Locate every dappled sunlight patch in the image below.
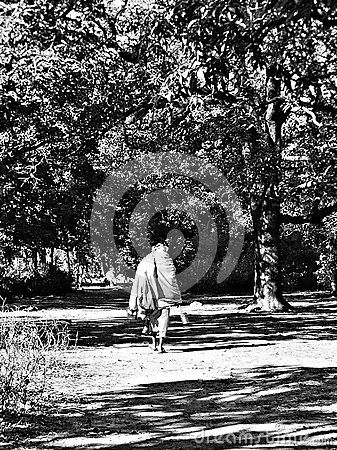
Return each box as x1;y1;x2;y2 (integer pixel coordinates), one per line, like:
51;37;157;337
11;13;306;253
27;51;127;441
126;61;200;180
190;410;258;420
233;366;302;379
165;422;334;446
159;424;204;435
7;294;337;448
43;433;163;448
197;387;255;403
252;385;300;398
136;411;184;418
301;403;337;413
25;294;337;351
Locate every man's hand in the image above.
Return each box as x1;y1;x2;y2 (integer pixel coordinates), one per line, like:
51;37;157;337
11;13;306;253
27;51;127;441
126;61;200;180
126;307;137;318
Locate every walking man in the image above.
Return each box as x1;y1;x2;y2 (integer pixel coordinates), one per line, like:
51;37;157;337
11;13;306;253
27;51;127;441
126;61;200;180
128;238;181;352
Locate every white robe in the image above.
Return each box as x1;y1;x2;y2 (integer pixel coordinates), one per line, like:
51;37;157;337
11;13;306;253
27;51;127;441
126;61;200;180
129;247;181;314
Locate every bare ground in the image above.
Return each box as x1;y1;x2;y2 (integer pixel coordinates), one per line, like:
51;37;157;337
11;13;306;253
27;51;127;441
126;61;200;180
2;288;337;449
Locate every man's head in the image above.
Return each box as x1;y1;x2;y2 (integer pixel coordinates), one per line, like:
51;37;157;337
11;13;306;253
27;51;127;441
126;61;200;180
150;235;169;252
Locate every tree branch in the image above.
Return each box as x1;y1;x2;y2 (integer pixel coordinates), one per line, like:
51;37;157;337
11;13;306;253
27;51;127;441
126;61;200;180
281;201;337;224
310;102;337;115
297;98;337;115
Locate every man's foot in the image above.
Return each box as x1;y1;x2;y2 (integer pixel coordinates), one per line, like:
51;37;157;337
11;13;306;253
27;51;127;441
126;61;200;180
157;337;166;353
142;326;150;335
150;335;158;350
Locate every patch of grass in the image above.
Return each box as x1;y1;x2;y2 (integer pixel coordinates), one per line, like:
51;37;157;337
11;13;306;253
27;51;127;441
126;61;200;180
0;309;70;416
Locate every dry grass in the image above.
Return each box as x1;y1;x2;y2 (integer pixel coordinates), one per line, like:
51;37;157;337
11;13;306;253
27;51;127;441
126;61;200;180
0;309;70;415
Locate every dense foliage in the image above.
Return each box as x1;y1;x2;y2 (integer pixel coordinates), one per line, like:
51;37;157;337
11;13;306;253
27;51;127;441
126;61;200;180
1;1;337;304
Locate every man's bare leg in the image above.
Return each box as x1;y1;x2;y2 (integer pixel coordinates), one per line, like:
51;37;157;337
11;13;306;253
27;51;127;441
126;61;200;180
158;337;166;353
151;334;158;350
156;306;169;353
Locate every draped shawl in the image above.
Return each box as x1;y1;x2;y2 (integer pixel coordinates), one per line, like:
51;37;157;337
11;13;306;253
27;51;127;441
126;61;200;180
129;248;181;313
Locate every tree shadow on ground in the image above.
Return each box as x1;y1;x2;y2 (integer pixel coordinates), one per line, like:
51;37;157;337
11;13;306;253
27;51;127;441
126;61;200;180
5;292;337;449
71;293;337;350
25;365;337;449
11;287;130;311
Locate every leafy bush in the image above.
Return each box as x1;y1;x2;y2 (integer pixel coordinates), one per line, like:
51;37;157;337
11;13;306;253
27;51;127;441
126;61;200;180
0;266;30;299
26;267;73;296
0;266;72;300
0;314;70;415
281;232;318;292
315;248;337;292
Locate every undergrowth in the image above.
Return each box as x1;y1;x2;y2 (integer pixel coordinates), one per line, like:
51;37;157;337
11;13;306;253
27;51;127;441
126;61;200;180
0;303;70;415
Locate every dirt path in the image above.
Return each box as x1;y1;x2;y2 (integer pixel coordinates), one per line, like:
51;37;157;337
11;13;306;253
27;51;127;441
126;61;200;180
4;289;337;449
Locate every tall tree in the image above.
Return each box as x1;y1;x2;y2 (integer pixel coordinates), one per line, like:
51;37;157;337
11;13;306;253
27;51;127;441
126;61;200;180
0;0;133;261
135;0;337;310
2;0;337;307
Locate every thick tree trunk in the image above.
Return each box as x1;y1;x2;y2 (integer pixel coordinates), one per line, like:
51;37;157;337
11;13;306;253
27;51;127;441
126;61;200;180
249;65;292;312
251;185;292;311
